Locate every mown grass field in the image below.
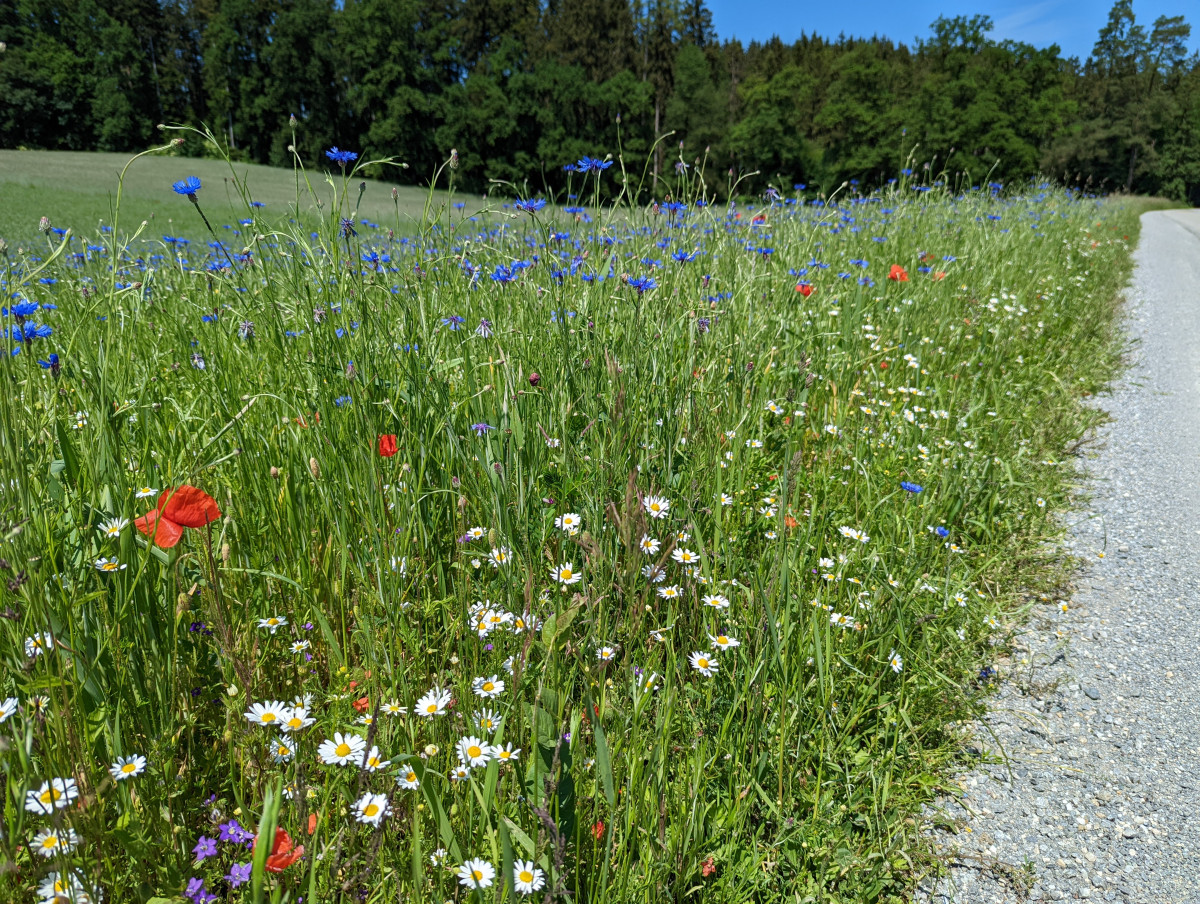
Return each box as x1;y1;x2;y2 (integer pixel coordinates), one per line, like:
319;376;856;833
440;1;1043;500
0;139;1148;904
0;149;451;245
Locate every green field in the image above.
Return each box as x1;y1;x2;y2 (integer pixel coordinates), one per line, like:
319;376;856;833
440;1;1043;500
0;143;1148;903
0;149;462;245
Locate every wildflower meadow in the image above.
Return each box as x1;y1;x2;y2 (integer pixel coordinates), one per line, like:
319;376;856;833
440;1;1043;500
0;129;1145;903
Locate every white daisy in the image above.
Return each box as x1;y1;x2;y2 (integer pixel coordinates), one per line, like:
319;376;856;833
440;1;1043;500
25;778;78;814
457;736;491;768
639;534;661;555
354;791;390;826
397;767;421;790
32;826;80;857
109;754;147;780
688;651;718;677
472;675;505;698
643;494;671;519
94;557;127;573
244;700;291;727
415;687;452;717
457;858;495;889
708;633;741;651
271;736;296;762
551;561;581;585
513;859;546;895
258;615;288;633
318;732;366;766
98;516;129;538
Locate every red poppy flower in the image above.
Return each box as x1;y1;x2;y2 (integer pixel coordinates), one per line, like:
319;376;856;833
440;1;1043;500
592;820;606;840
888;264;909;282
255;826;304;873
378;434;398;458
351;696;370;713
307;813;318;835
933;271;946;281
134;485;221;548
795;283;813;297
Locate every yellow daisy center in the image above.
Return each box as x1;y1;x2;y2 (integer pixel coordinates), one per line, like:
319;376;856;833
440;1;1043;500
426;704;437;712
519;870;533;882
40;788;59;803
406;772;416;782
482;682;494;692
472;870;484;881
364;803;379;817
261;712;276;722
467;745;482;758
121;762;138;773
42;836;59;849
335;742;351;757
698;658;709;668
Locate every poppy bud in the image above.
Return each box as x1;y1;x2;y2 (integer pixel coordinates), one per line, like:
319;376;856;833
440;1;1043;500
270;466;280;479
528;372;540;387
309;457;320;479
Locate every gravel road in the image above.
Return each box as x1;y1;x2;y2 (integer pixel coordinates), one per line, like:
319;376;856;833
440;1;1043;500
914;209;1200;904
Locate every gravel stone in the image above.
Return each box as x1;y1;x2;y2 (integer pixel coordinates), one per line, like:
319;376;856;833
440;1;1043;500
913;211;1200;904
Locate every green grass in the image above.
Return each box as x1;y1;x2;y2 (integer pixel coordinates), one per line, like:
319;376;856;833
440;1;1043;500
0;149;458;244
0;140;1144;904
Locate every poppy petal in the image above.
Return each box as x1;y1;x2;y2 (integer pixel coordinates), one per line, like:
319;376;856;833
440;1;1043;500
158;485;222;528
135;509;185;548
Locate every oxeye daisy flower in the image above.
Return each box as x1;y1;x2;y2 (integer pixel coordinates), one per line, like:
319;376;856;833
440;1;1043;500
135;486;158;499
291;639;310;654
457;736;491;768
245;701;291;727
657;584;681;600
318;732;366;766
25;632;53;658
513;860;546;895
555;512;582;534
450;764;472;782
109;754;147;780
381;700;407;716
38;871;92;904
671;548;700;565
94;557;127;573
473;708;501;733
888;650;903;673
271;736;296;762
257;615;287;633
764;399;782;414
639;534;661;555
701;593;730;610
32;826;79;857
596;645;617;662
689;651;718;677
643;494;670;519
415;687;451;717
838;526;869;543
0;697;17;723
489;546;512;568
362;746;390;771
491;742;520;763
397;768;420;790
472;675;505;698
719;493;733;506
354;791;390;826
98;516;129;538
709;633;740;650
25;778;78;814
280;707;314;732
552;561;581;585
458;858;495;889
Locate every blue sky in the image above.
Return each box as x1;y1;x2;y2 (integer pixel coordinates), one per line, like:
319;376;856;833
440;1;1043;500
705;1;1200;60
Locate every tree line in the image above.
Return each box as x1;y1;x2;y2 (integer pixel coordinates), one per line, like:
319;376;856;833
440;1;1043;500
1;0;1197;202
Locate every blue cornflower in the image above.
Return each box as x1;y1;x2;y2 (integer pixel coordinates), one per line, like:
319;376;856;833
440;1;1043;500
470;423;494;436
514;198;546;214
172;176;202;199
935;526;949;538
11;322;52;342
326;147;359;167
38;353;60;374
901;481;923;494
672;249;698;264
574;156;613;173
627;276;657;295
441;315;466;330
6;300;39;319
476;318;493;337
334;395;352;407
340;218;357;238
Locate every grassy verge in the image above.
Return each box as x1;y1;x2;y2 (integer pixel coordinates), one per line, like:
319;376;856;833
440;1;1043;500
0;141;1146;904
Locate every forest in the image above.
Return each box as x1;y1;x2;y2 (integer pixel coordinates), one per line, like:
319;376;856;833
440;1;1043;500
1;0;1197;202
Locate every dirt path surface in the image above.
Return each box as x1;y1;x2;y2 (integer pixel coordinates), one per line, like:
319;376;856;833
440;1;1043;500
915;209;1200;904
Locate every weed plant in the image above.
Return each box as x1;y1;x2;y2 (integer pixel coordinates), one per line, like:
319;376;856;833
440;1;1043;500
0;130;1139;904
